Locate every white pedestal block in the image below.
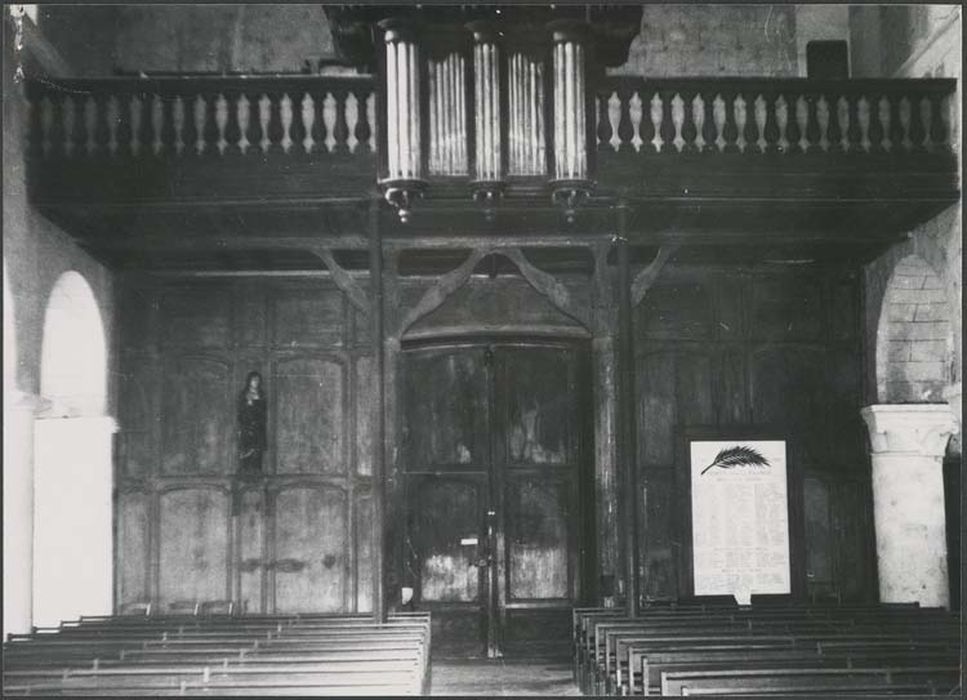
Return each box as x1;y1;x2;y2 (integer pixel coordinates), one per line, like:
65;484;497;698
861;404;958;608
33;416;117;628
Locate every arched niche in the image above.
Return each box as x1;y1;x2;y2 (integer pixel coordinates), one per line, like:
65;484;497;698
39;271;108;417
875;255;954;404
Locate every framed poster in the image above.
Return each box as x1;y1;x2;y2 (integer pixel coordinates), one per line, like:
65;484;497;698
689;439;790;605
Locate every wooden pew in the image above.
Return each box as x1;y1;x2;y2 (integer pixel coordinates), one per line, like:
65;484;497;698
572;603;960;696
4;611;432;697
660;665;961;696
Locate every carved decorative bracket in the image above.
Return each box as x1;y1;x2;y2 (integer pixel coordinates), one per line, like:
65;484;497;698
310;247;369;314
499;247;590;329
631;245;679;307
398;248;491;336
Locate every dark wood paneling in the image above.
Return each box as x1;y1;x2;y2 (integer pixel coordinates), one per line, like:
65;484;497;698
640;468;678;601
638;282;713;340
751;274;825;342
638;351;676;466
271;287;345;348
749;346;827;443
118;356;157;478
236;488;264;614
273;356;346;474
803;475;834;592
159;288;232;348
635;264;872;603
355;491;374;613
158;488;231;609
116;276;373;615
676;352;714;426
160;356;234;475
355;355;375;477
273;485;349;613
235;283;268;348
714;348;748;425
116;491;151;609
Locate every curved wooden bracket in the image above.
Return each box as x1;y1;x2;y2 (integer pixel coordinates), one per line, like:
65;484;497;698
498;247;591;329
310;247;369;314
632;245;679;307
399;247;491;335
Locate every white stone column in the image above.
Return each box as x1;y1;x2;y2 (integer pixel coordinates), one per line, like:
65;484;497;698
861;404;958;608
3;391;38;637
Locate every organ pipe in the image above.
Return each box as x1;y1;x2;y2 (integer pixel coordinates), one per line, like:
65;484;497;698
468;21;504;216
378;19;425;222
549;20;591;221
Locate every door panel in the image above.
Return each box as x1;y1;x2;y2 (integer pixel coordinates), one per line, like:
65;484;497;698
272;485;348;613
409;477;485;603
403;347;490;470
505;477;570;600
504;348;574;466
401;341;588;657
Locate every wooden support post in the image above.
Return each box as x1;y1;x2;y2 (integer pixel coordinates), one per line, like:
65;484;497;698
369;198;387;622
615;204;639;617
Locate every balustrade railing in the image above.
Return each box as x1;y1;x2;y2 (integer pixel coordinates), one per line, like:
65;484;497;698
25;76;377;161
596;77;956;157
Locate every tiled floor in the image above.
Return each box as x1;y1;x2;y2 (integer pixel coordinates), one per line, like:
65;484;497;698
429;656;581;696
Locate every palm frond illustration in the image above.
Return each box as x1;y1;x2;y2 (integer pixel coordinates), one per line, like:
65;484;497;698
700;445;771;475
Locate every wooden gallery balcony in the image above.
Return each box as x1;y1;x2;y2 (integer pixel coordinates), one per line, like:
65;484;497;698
23;74;958;265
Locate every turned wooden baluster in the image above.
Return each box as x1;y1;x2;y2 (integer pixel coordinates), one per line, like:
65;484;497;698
845;92;862;154
887;94;904;153
288;88;308;156
159;96;177;158
310;87;327;155
93;94;111;159
721;89;739;154
200;93;219;157
701;88;717;153
762;89;780;155
928;92;948;152
331;86;350;155
680;88;698;154
908;94;927;152
115;93;133;159
244;91;262;156
223;88;242;156
783;90;801;155
741;89;760;155
659;88;676;154
597;91;613;154
70;94;88;158
265;91;285;155
137;92;155;159
826;91;843;154
353;86;372;155
616;85;636;154
804;91;821;153
867;92;884;153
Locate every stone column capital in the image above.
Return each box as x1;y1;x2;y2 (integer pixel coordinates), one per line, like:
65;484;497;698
861;403;958;457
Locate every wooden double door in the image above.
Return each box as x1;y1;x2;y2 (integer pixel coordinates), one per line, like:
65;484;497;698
399;340;592;657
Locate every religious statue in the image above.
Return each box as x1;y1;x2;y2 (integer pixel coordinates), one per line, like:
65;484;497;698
237;371;267;477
